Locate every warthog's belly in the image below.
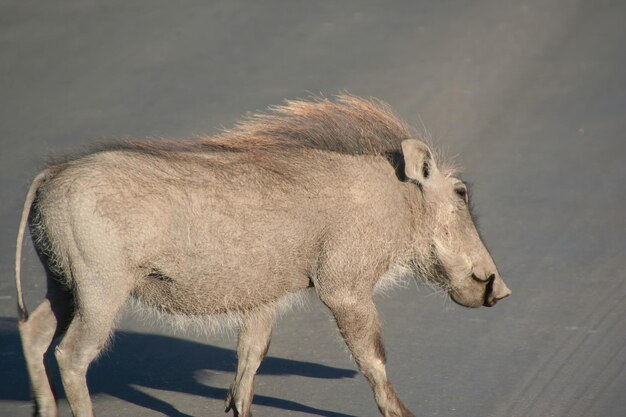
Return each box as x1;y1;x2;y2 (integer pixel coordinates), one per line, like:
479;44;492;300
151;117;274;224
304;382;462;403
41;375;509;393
130;265;310;316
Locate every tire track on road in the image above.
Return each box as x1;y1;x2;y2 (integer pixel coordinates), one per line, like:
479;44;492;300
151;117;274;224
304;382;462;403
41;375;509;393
500;252;625;417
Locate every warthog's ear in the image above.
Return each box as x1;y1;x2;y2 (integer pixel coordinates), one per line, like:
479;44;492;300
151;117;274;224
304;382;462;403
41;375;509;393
401;139;434;182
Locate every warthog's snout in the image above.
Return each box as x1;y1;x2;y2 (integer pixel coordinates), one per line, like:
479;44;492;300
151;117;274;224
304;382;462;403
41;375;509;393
483;274;511;307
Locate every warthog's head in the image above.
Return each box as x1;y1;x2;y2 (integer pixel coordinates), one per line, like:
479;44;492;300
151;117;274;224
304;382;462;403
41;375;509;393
401;139;511;308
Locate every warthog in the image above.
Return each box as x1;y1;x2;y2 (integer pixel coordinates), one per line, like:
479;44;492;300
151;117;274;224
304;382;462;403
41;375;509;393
16;95;510;417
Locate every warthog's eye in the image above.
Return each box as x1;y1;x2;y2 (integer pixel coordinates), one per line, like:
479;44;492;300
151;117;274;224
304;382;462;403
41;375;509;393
454;186;468;204
422;160;430;179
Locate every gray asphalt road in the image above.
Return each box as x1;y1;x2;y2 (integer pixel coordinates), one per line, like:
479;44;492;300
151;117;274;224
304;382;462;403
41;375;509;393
1;1;625;416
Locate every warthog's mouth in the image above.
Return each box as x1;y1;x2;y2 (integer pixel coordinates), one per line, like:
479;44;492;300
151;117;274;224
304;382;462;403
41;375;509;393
448;285;483;308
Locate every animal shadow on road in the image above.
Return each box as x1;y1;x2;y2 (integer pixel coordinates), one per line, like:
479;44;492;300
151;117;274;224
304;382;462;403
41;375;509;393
0;317;358;417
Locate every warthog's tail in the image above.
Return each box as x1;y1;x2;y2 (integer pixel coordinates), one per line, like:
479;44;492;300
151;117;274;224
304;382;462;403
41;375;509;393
16;170;52;322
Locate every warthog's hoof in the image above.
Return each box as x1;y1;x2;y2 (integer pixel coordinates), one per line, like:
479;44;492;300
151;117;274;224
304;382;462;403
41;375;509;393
225;391;251;417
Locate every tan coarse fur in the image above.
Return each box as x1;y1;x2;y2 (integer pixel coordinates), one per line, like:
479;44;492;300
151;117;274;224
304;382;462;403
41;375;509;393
16;95;510;417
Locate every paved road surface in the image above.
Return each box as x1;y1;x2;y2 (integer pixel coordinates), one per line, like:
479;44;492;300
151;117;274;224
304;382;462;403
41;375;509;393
1;1;625;416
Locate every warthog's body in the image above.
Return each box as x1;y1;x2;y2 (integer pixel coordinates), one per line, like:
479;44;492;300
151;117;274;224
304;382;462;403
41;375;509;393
16;96;510;417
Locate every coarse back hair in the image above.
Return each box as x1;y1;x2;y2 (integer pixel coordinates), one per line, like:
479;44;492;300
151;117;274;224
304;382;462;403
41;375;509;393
49;95;451;178
219;94;416;155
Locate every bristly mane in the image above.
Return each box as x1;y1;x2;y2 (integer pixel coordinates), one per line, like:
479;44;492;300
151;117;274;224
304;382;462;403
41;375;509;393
50;95;429;171
217;95;416;155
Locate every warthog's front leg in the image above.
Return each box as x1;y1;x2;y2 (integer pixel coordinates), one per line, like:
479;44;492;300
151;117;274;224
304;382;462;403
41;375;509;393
322;293;415;417
225;308;275;417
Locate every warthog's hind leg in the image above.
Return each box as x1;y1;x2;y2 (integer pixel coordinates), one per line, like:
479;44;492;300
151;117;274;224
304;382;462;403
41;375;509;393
225;308;276;417
321;292;415;417
18;276;73;417
54;266;132;417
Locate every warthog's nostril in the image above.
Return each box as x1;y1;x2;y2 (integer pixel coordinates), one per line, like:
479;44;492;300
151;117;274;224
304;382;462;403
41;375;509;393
483;274;495;306
483;274;509;307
